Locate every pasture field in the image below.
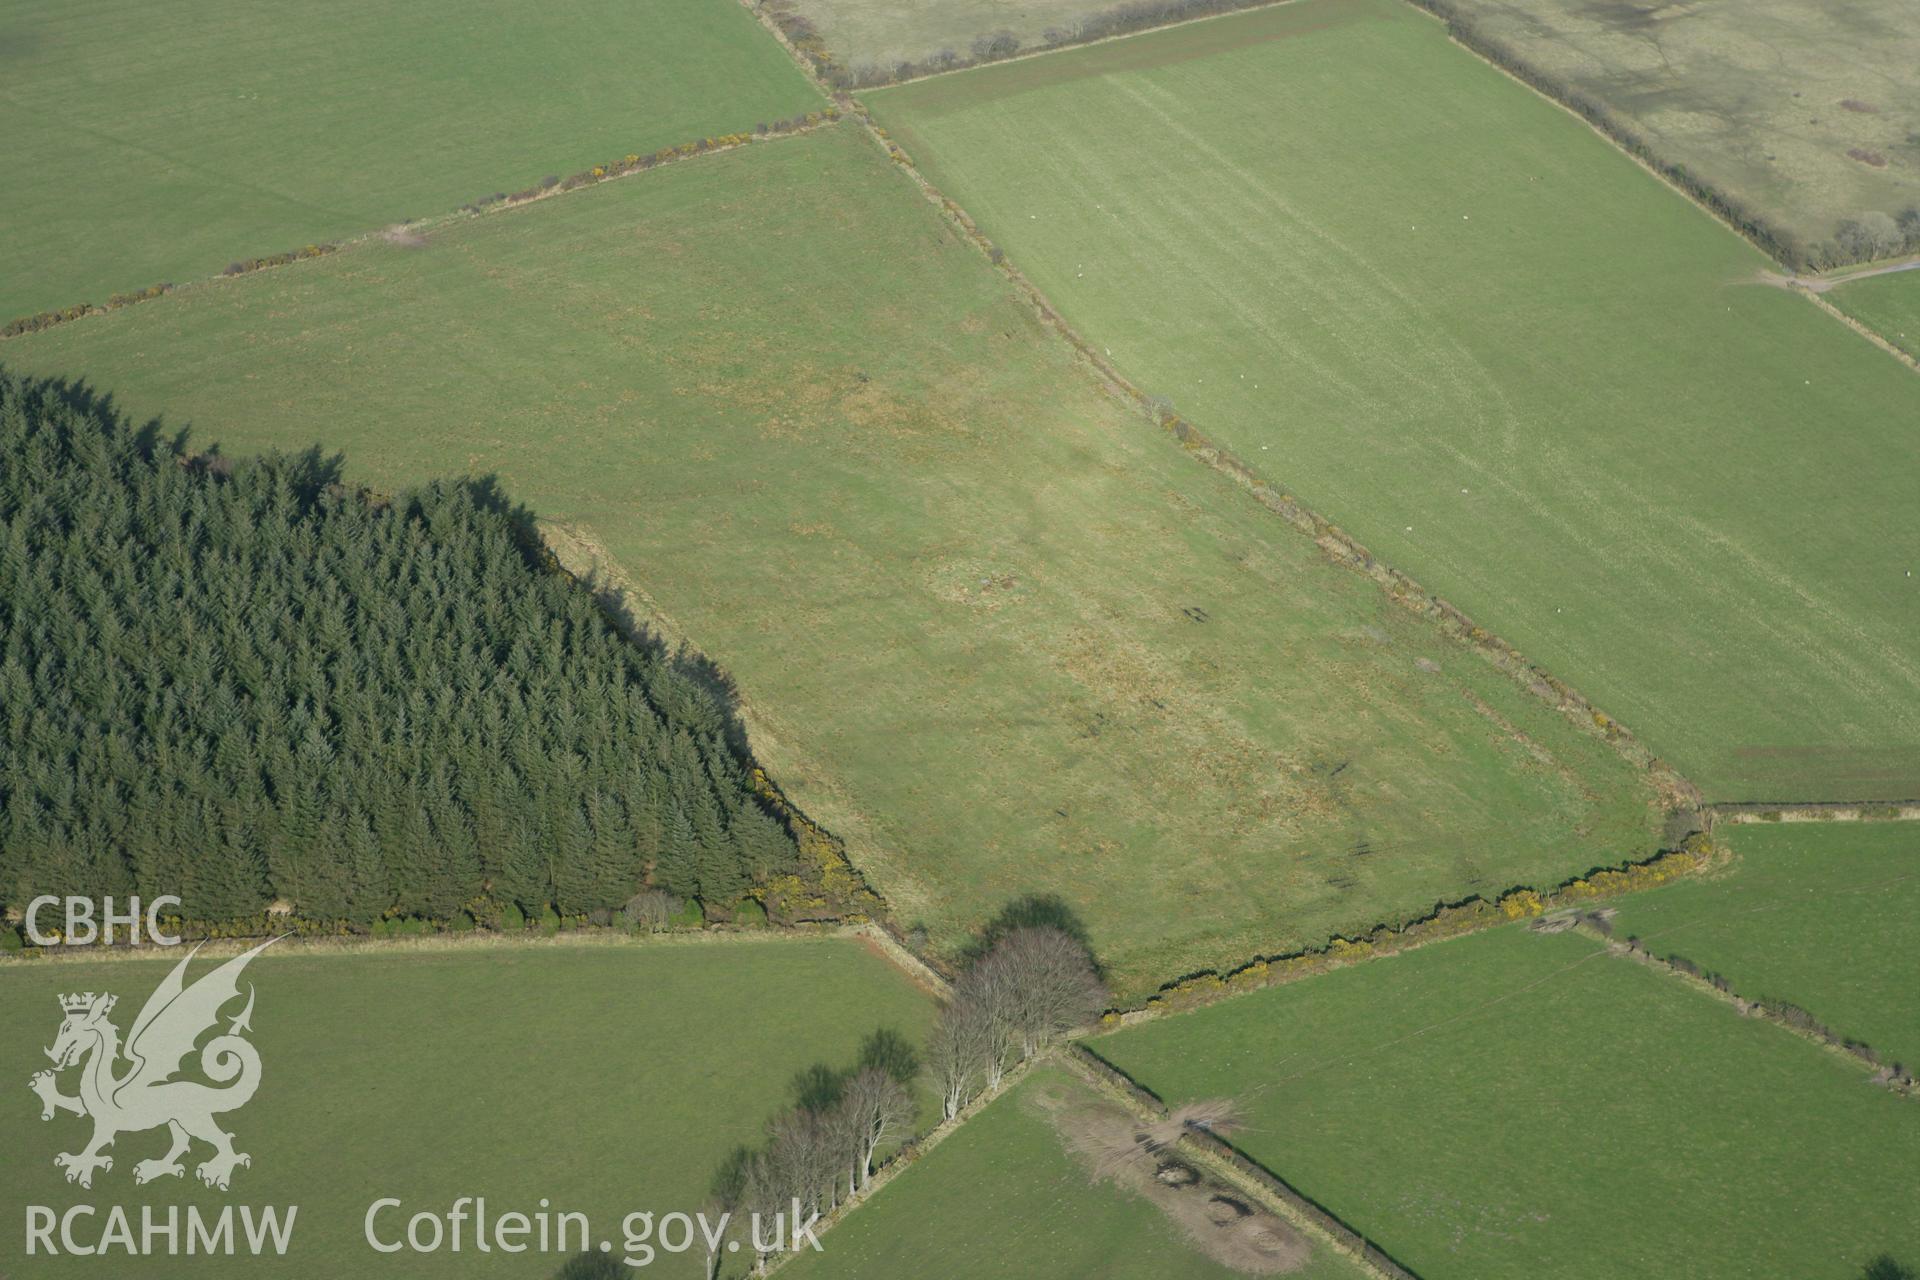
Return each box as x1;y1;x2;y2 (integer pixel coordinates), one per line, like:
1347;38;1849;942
1834;269;1920;361
0;0;820;318
868;0;1920;802
0;935;936;1278
1423;0;1920;260
781;1065;1370;1280
1605;821;1920;1069
0;124;1665;996
1092;925;1920;1280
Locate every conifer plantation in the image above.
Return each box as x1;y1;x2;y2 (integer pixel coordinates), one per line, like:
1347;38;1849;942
0;373;798;930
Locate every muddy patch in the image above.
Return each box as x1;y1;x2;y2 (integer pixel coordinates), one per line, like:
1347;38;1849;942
1030;1083;1309;1275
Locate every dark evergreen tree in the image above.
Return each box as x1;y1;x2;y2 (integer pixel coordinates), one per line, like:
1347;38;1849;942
0;372;798;929
655;803;701;901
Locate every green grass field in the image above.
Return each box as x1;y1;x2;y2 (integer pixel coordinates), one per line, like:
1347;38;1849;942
0;935;935;1278
1093;925;1920;1279
782;1065;1369;1280
0;0;819;318
1834;269;1920;361
868;0;1920;802
1424;0;1920;259
1606;821;1920;1069
0;123;1663;995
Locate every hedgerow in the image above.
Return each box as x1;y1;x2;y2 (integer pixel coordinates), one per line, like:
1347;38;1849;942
1132;841;1713;1017
461;112;838;214
223;243;336;277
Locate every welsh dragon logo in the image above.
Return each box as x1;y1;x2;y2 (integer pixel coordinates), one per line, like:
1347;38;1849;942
29;938;278;1191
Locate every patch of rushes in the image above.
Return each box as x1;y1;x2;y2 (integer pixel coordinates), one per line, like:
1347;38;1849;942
1404;0;1920;271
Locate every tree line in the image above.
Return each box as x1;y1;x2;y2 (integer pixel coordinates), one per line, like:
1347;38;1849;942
0;373;798;932
703;915;1107;1274
709;1030;918;1275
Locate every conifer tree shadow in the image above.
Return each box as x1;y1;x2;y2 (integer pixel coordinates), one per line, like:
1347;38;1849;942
277;443;347;504
663;647;754;761
512;498;757;762
21;373;166;460
22;371;347;502
456;472;535;528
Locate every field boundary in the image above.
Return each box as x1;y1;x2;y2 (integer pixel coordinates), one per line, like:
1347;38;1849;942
1793;286;1920;375
2;918;952;1022
0;115;842;346
852;921;954;998
1064;1043;1422;1279
1105;842;1717;1026
1709;800;1920;824
0;918;864;966
1788;257;1920;295
1577;921;1919;1096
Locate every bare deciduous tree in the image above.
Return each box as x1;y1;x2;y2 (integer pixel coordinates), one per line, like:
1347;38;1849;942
928;996;991;1120
977;925;1108;1060
621;889;677;932
840;1067;914;1189
931;923;1106;1118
